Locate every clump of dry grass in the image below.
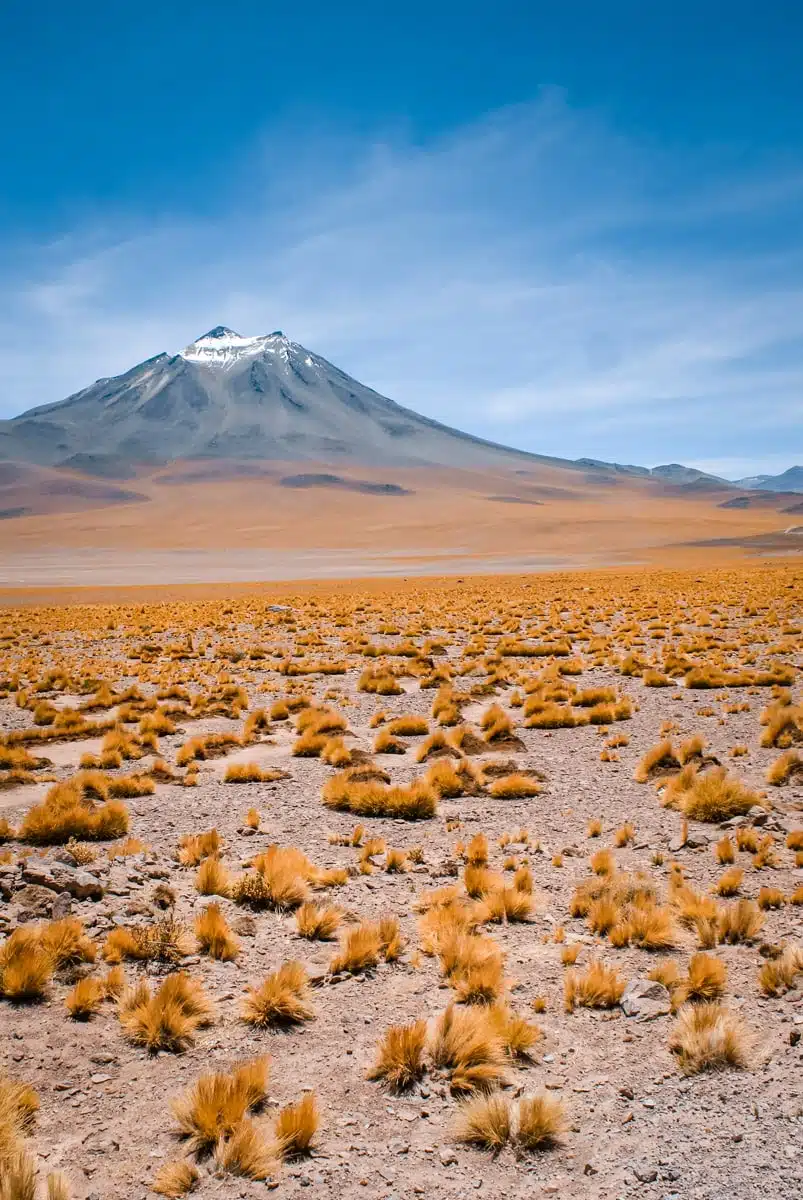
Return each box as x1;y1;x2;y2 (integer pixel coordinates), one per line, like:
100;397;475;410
662;765;762;822
102;916;192;965
242;961;314;1027
153;1160;200;1196
224;762;283;783
171;1057;269;1155
195;855;232;897
215;1117;277;1180
487;773;542;798
0;928;54;1002
717;899;764;944
195;903;240;960
429;1004;507;1094
516;1093;568;1151
322;772;437;819
758;945;803;996
669;1003;752;1074
64;976;106;1020
367;1020;428;1091
274;1092;319;1160
767;750;803;786
118;972;214;1052
455;1092;512;1151
295;902;341;940
714;866;743;896
178;828;221;866
18;776;129;844
564;960;625;1012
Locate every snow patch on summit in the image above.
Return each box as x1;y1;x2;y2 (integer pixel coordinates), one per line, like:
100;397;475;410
181;329;293;369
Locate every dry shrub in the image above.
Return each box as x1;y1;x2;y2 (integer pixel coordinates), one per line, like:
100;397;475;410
715;867;743;896
717;899;764;944
673;953;727;1006
455;1092;512;1151
0;1075;39;1168
767;750;803;786
757;886;785;910
715;835;735;864
195;903;239;960
224;762;282;783
367;1020;428;1091
322;772;437;819
669;1004;752;1074
242;961;313;1027
758;945;803;996
19;776;129;844
274;1092;319;1160
387;716;429;736
178;828;221;866
153;1160;200;1196
564;960;625;1012
295;902;341;940
0;929;53;1002
119;972;213;1052
103;916;191;965
171;1057;269;1155
476;887;534;925
232;845;314;910
215;1118;277;1180
662;766;762;822
195;856;232;897
65;976;105;1020
429;1004;507;1094
374;728;407;754
487;773;542;799
516;1093;568;1151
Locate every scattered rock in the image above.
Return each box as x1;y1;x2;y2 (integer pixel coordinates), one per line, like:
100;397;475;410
621;979;672;1020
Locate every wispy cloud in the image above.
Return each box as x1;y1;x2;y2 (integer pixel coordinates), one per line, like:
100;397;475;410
1;90;801;473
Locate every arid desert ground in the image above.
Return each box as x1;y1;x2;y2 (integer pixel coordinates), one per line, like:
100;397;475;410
0;563;801;1200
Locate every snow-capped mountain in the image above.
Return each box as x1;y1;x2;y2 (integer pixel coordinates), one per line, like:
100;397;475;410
0;326;571;473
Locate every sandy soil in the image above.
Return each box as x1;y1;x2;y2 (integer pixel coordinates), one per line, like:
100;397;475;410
1;460;799;587
0;564;801;1200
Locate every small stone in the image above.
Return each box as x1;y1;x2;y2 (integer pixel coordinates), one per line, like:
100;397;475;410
634;1164;658;1183
438;1148;457;1166
621;979;672;1020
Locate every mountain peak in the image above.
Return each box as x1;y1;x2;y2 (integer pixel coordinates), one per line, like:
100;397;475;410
198;325;241;340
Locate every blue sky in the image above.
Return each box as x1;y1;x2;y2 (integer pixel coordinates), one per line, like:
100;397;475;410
1;1;801;476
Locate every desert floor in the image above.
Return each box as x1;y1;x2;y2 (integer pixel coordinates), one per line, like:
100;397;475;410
0;563;801;1200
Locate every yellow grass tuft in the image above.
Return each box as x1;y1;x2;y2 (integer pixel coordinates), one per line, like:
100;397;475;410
455;1093;512;1151
118;972;213;1053
669;1003;752;1074
564;960;625;1012
195;903;240;960
516;1093;568;1151
274;1092;319;1159
153;1160;200;1196
295;902;341;940
367;1020;428;1091
242;961;314;1026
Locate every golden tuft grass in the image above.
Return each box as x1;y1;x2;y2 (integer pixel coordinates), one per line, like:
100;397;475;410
195;855;232;897
0;929;53;1002
171;1057;269;1156
322;772;437;819
274;1092;319;1159
215;1118;278;1180
455;1092;512;1151
662;765;762;822
429;1004;507;1093
714;866;743;896
516;1093;568;1151
564;960;625;1012
153;1160;200;1196
178;828;221;866
669;1003;752;1074
487;773;542;798
367;1020;428;1091
242;961;314;1027
18;776;129;845
65;976;106;1020
195;903;240;960
295;902;341;940
717;899;764;944
118;972;213;1052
